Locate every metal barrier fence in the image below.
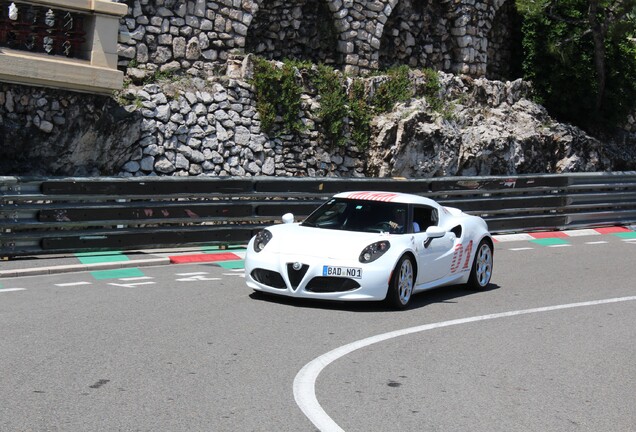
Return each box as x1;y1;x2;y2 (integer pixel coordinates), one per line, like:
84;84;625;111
1;172;636;257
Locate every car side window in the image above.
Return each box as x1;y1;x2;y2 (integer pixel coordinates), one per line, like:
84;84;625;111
412;206;438;232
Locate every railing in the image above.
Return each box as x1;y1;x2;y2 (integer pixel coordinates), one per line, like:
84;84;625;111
0;0;127;94
1;172;635;257
0;0;87;59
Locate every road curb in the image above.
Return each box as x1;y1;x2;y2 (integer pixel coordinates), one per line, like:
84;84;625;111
0;257;171;279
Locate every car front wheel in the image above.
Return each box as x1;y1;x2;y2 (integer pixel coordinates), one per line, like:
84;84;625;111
386;255;415;309
467;240;493;290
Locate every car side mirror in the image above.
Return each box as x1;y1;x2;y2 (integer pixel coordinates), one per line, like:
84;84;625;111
425;226;446;238
424;226;446;248
282;213;295;224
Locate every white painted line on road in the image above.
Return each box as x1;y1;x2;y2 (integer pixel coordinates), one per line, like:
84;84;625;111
176;272;209;276
108;282;156;288
294;296;636;432
562;229;600;237
585;241;609;245
548;244;571;248
493;233;535;242
509;247;534;251
119;276;154;281
0;288;26;293
176;276;221;281
55;282;92;287
223;273;245;277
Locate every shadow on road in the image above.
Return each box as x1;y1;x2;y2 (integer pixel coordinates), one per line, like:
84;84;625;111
248;283;502;313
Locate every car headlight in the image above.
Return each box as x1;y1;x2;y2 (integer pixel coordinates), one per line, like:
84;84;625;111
359;241;390;263
253;229;273;252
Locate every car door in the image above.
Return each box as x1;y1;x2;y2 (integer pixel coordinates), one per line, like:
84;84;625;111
415;230;456;284
411;205;457;284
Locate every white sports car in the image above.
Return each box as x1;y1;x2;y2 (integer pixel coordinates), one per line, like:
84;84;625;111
244;191;494;309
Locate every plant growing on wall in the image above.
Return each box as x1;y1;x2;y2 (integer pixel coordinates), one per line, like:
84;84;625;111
252;59;452;149
371;65;413;113
349;79;372;148
252;57;304;134
313;64;349;147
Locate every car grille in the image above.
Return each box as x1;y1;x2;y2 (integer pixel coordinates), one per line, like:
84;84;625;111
286;263;309;290
305;277;361;293
250;269;286;289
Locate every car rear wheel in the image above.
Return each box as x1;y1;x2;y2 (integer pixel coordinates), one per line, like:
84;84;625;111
467;240;493;290
386;255;415;309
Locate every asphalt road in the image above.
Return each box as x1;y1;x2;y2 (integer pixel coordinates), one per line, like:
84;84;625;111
1;234;635;431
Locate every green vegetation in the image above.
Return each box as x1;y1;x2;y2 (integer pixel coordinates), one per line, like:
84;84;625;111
421;68;443;112
517;0;636;129
349;79;372;148
313;64;349;147
251;58;454;148
252;57;304;134
371;65;413;113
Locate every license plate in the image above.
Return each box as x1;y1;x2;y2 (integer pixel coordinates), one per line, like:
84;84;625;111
322;266;362;279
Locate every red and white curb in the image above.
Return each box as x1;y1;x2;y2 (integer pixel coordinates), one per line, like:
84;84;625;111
493;226;633;242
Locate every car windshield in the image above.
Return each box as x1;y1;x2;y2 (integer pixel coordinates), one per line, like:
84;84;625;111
301;198;409;234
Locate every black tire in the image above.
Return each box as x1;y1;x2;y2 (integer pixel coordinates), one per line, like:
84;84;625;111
467;239;493;290
386;255;415;309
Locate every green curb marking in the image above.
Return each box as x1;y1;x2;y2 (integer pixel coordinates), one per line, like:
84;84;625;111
217;260;245;269
91;268;144;280
530;238;571;246
614;232;636;239
76;251;129;265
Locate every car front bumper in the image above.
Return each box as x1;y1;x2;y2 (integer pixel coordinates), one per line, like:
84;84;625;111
244;251;391;302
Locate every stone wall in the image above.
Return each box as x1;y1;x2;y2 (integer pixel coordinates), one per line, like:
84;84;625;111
115;66;365;177
118;0;517;79
2;61;634;177
2;0;634;178
0;83;141;176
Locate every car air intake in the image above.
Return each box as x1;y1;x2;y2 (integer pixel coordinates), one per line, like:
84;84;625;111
306;277;361;293
286;263;309;290
250;269;286;289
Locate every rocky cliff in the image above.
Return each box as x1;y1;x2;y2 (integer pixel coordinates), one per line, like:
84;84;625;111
1;68;634;177
366;72;618;177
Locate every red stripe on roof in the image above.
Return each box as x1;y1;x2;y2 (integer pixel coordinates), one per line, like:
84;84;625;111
345;192;399;202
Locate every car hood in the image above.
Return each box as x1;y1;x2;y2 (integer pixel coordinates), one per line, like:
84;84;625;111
264;223;389;260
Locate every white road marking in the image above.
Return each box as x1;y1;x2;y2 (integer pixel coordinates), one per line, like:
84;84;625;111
509;247;534;251
176;272;209;276
223;273;245;278
493;233;535;242
562;229;600;237
108;282;156;288
548;244;571;248
294;296;636;432
174;271;221;281
0;288;26;293
55;282;92;287
585;241;609;245
176;276;221;281
119;276;154;281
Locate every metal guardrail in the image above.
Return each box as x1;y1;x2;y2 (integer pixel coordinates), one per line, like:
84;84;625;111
1;173;636;257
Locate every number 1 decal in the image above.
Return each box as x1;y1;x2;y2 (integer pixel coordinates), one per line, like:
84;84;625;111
450;240;473;274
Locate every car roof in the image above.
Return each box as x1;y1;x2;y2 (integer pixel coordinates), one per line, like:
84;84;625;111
333;191;440;207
